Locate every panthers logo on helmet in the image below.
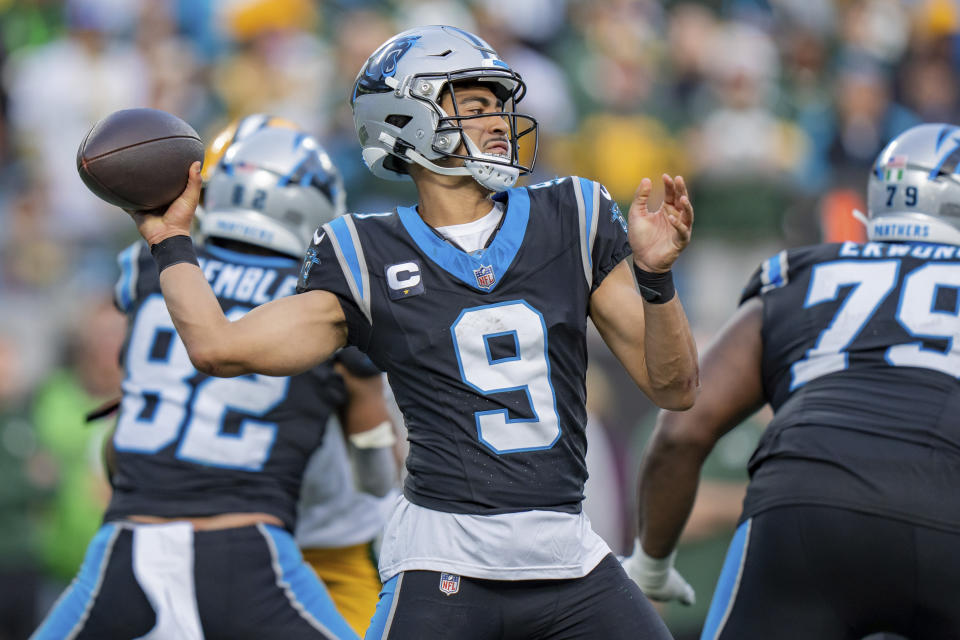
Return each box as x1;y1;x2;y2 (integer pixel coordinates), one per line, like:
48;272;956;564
350;25;539;192
928;129;960;179
354;35;421;99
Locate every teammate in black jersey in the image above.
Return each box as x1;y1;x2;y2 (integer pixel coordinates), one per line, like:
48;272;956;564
32;126;390;640
627;123;960;639
121;26;699;639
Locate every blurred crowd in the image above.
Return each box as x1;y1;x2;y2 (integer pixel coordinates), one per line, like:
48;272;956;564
0;0;957;638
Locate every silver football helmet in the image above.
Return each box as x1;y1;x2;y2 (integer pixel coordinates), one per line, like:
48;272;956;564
351;25;538;192
867;123;960;246
196;113;301;230
201;127;346;259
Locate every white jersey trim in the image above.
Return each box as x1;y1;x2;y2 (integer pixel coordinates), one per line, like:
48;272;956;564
323;216;373;325
377;495;610;582
573;178;593;290
258;523;338;637
56;524;122;640
132;523;204;640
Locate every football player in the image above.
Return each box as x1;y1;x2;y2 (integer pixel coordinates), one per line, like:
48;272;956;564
295;348;399;636
32;126;382;640
202;113;400;636
123;25;698;639
625;123;960;638
195;113;301;229
295;403;398;637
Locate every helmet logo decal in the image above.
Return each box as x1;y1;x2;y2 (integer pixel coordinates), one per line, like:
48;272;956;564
356;35;421;96
884;155;907;181
350;26;539;190
935;125;959;151
929;134;960;179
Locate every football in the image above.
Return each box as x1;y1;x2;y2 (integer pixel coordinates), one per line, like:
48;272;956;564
77;108;204;212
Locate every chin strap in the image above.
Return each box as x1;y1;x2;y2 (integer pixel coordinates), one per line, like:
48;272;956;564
378;130;471;177
378;131;518;191
852;208;869;226
462;136;519;191
405;147;472;177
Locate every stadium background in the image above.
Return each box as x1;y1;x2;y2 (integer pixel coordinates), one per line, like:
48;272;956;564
0;0;956;637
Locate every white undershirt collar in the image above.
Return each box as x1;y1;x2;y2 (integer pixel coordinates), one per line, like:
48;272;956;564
434;202;506;254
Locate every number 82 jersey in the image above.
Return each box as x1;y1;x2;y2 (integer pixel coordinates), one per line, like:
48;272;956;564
106;242;345;529
299;177;631;516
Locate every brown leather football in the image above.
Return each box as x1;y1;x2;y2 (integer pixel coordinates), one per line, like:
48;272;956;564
77;108;204;211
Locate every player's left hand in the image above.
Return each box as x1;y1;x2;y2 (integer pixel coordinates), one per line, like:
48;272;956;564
621;539;696;606
628;174;693;273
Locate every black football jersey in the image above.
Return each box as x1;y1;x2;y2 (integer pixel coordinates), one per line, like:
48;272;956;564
298;177;631;515
740;241;960;531
105;241;346;530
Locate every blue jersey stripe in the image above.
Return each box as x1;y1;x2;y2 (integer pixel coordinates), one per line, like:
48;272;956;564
578;178;596;270
115;243;140;311
262;525;359;639
760;251;788;293
700;519;751;640
32;524;120;640
766;254;782;287
204;243;298;268
328;216;366;301
398;187;529;292
365;574;401;640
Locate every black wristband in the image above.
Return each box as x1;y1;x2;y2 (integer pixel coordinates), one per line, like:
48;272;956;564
632;263;676;304
150;235;198;274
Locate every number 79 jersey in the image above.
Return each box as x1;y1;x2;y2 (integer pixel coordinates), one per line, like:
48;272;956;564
298;177;631;515
740;240;960;530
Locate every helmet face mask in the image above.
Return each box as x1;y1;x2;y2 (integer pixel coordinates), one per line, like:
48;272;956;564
430;80;538;185
867;123;960;246
201;127;345;259
351;25;538;192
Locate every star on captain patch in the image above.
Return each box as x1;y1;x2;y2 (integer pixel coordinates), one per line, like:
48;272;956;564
473;264;495;289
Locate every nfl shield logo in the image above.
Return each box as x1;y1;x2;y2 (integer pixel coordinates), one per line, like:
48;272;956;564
474;264;496;289
439;573;460;596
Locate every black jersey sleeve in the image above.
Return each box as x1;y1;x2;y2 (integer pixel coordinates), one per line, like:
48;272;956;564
740;246;837;306
591;180;632;290
296;220;373;350
740;248;790;305
740;266;764;305
333;346;382;377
